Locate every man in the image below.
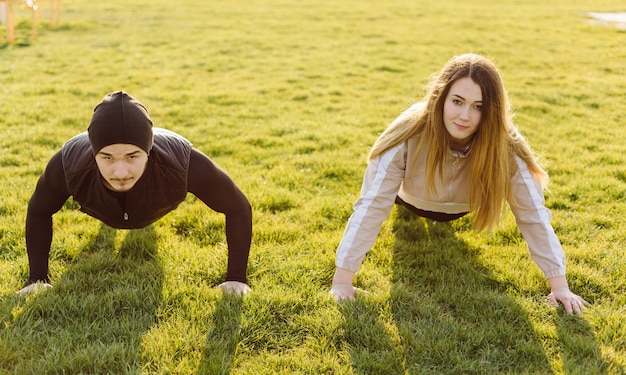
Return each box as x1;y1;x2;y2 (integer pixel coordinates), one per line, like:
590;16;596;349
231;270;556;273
18;91;252;297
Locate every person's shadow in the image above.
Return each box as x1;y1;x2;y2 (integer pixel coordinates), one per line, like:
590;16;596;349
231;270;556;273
554;304;609;373
340;205;607;374
0;223;163;373
196;293;245;374
337;293;407;374
392;206;610;373
388;207;553;373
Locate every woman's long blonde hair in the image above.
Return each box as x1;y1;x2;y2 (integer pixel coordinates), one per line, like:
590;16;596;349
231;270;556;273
369;54;548;231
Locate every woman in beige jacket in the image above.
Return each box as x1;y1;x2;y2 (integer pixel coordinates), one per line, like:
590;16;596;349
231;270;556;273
330;54;589;315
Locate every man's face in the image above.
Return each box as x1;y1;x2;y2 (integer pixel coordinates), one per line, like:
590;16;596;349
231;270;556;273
95;144;148;192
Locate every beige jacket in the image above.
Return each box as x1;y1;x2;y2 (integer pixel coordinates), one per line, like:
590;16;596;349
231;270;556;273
335;137;566;279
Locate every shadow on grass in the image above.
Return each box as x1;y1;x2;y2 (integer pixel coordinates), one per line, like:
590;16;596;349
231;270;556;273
387;207;552;373
0;223;163;373
389;206;607;374
338;206;606;374
337;297;407;374
555;314;610;373
197;293;245;374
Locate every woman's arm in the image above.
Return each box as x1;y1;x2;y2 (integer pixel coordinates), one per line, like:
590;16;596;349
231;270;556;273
331;143;406;300
509;155;589;314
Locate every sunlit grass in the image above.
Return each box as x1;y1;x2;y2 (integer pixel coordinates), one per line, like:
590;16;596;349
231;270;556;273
1;0;625;373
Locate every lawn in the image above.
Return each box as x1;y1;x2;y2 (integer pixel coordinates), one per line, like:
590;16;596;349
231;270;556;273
1;0;625;373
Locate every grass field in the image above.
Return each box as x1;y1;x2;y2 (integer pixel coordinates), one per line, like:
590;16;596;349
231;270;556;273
1;0;625;373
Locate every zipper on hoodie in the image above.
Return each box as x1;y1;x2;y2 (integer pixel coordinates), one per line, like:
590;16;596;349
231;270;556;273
121;193;129;221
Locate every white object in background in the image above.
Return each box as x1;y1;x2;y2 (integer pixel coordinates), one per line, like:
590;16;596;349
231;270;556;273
0;2;6;25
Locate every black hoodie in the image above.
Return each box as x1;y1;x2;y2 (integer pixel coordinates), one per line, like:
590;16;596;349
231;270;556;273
25;92;252;284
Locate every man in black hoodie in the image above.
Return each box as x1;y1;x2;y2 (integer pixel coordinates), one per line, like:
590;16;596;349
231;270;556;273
18;91;252;297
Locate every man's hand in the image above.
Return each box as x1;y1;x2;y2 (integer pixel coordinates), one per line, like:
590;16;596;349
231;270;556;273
217;281;251;296
16;282;53;298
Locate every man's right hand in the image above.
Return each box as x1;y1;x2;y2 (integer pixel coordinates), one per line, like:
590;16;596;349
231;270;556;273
217;281;251;296
16;282;53;298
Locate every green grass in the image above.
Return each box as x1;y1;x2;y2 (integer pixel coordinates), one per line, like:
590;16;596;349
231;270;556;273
1;0;625;373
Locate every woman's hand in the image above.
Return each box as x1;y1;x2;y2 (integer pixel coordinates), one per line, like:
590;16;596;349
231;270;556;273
330;283;358;301
548;288;590;315
217;281;251;296
330;268;358;301
548;276;590;315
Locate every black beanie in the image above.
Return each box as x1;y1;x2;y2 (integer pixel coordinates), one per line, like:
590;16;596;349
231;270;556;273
88;91;154;155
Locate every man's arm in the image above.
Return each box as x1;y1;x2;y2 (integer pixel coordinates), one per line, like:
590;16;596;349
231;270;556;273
187;149;252;285
25;151;71;284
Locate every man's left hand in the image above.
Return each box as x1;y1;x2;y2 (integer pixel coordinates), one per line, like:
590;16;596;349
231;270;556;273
217;281;251;296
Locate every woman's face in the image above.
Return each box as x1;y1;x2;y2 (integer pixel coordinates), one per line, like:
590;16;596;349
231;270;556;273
443;77;483;149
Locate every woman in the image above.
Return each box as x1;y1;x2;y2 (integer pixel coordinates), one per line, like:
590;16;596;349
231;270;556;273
330;54;589;314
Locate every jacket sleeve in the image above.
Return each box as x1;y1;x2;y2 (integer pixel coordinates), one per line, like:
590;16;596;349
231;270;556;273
187;149;252;283
26;151;71;283
509;155;566;279
335;143;406;272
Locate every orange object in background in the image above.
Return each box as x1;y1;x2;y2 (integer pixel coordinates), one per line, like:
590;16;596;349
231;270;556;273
0;0;60;43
